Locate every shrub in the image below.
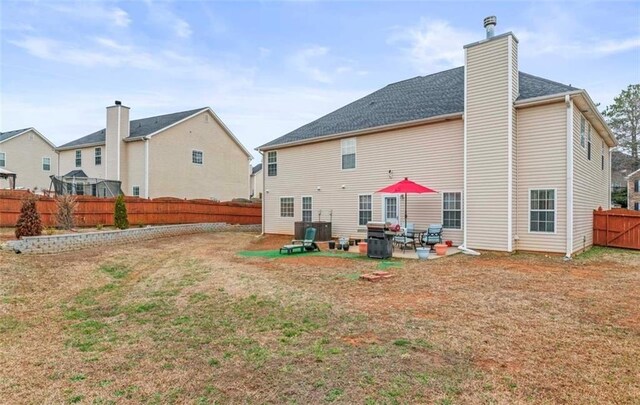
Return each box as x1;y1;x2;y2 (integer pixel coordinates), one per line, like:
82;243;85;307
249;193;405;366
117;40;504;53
55;194;78;230
114;195;129;230
15;196;43;239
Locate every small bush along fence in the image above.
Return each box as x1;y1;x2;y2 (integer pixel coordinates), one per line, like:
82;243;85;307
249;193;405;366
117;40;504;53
0;190;261;227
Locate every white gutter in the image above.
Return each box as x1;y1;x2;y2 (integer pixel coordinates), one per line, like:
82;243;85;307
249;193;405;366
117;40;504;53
507;35;514;253
514;90;583;108
565;95;574;259
257;112;463;151
56;142;106;152
143;136;149;198
116;105;121;181
260;151;265;235
462;47;468;249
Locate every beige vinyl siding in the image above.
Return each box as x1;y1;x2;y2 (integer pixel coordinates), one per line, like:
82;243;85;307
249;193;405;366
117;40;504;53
515;102;566;253
465;35;514;251
124;141;145;197
251;169;263;199
105;105;130;181
572;109;609;253
58;146;106;179
263;119;464;244
148;110;249;200
0;130;57;191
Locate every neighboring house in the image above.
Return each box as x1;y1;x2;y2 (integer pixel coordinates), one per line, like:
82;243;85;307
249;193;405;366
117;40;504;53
628;168;640;211
257;17;616;257
250;163;263;199
0;128;58;191
57;102;252;200
611;150;640;193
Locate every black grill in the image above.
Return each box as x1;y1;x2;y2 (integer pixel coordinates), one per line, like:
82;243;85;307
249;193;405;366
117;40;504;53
366;222;394;259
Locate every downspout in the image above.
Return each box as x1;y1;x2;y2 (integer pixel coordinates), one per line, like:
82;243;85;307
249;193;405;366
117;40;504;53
260;151;265;236
565;94;574;259
507;35;514;253
462;47;469;249
608;148;612;209
458;48;480;257
143;136;149;198
117;106;121;181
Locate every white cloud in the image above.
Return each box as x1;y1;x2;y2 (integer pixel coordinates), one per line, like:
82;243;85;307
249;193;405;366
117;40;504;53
289;46;364;84
388;18;475;73
143;1;193;39
111;7;132;27
291;46;333;83
49;3;131;28
259;47;272;58
175;19;193;38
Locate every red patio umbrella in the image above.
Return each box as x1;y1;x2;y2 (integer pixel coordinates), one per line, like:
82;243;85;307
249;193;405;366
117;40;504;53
376;177;437;227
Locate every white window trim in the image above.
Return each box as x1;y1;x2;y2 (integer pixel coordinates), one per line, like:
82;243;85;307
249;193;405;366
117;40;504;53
75;150;82;167
441;191;463;230
301;195;313;222
0;152;6;167
380;195;399;223
95;147;102;166
528;187;558;235
358;193;373;227
341;138;357;171
132;185;140;197
192;149;204;165
280;196;294;218
267;151;277;177
579;115;586;148
42;156;51;172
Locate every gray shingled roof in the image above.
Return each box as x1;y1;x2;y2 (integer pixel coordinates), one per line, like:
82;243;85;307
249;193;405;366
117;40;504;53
260;67;578;149
58;108;206;149
0;128;30;143
63;170;88;178
251;163;262;175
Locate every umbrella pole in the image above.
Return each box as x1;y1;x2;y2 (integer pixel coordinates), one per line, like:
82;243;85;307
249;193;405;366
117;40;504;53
404;192;408;228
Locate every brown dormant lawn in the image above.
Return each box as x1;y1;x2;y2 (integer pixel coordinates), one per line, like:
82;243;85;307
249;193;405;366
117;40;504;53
1;232;638;404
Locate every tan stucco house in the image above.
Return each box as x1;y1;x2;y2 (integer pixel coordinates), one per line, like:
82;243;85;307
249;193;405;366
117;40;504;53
258;18;616;257
627;168;640;210
0;128;58;191
57;102;253;200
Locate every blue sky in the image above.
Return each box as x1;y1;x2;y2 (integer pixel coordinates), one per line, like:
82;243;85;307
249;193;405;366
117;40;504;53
1;0;639;159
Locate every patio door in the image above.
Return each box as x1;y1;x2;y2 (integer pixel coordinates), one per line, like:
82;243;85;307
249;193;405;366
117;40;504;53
383;196;399;224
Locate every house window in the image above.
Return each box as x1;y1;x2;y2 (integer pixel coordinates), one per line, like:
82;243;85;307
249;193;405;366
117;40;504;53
42;157;51;171
192;150;203;165
0;152;6;167
601;140;605;170
443;192;462;229
635;180;639;193
75;150;82;167
302;196;313;222
95;147;102;165
587;125;592;161
91;184;97;196
280;197;294;217
358;194;372;226
530;189;556;233
267;151;277;176
341;138;356;170
132;186;140;197
580;116;585;148
635;202;640;211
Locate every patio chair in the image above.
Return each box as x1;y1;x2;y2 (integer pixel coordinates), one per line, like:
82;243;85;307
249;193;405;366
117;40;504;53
393;223;415;252
422;224;443;252
279;227;320;254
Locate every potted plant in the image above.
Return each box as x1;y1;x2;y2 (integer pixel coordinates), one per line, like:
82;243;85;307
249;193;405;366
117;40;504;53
434;243;448;256
416;247;430;260
445;240;453;247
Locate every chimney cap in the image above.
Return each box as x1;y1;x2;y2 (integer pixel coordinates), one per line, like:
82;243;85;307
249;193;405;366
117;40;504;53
115;100;122;106
483;16;497;28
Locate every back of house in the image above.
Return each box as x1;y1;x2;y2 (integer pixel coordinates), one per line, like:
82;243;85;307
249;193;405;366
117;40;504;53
258;16;615;257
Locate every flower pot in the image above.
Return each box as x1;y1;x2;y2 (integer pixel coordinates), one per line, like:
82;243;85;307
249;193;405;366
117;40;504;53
416;247;430;260
434;243;448;256
328;241;336;250
358;242;368;254
342;244;350;252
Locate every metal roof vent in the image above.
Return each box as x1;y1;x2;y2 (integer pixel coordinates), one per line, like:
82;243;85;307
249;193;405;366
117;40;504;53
483;16;497;38
115;100;122;106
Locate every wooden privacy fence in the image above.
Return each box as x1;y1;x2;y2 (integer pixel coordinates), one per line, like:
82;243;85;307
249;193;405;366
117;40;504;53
593;208;640;250
0;190;261;227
